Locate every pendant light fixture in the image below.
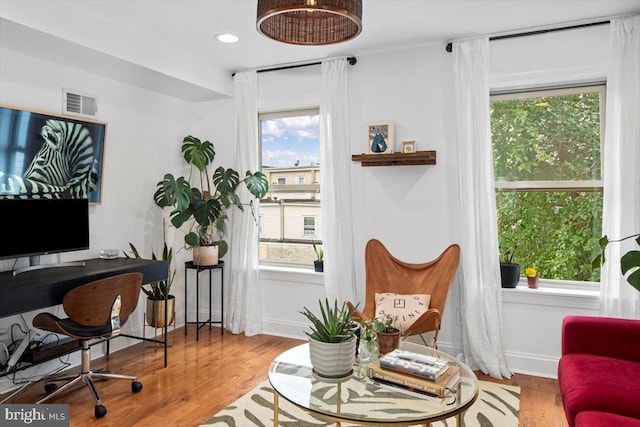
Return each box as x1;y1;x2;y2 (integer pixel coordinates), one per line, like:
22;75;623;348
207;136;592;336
256;0;362;45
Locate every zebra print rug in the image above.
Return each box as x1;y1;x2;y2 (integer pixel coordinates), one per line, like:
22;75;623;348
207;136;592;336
201;379;520;427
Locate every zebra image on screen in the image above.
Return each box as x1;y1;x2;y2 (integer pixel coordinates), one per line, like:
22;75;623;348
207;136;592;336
0;119;99;200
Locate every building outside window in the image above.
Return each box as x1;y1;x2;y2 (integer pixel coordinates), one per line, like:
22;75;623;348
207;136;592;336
491;85;605;283
259;109;321;267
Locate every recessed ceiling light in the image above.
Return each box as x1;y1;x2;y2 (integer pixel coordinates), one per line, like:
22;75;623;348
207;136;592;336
216;33;239;43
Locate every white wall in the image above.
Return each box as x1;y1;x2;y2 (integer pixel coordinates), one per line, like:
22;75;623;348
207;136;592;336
0;24;610;393
0;47;203;392
245;25;608;379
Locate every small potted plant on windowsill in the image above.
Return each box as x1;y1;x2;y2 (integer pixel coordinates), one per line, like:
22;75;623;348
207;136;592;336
499;244;521;288
525;267;539;289
312;240;324;272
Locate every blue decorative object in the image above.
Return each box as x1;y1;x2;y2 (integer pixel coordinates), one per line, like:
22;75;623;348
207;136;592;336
371;133;387;153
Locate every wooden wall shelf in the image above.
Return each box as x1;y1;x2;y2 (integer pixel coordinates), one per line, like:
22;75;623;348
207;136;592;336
351;150;436;166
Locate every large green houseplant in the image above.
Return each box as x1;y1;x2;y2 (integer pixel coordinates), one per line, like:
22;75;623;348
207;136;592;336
300;299;358;379
153;136;269;265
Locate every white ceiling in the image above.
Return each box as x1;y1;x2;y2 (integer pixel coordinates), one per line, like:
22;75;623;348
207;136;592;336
1;0;639;101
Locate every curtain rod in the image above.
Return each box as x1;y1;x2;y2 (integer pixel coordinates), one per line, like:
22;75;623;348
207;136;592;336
445;20;610;53
232;56;357;77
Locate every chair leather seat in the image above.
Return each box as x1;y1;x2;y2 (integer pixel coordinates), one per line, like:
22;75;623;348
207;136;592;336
33;312;123;339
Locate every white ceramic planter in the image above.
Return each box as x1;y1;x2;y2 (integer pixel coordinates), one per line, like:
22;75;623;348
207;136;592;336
193;245;219;266
308;336;356;379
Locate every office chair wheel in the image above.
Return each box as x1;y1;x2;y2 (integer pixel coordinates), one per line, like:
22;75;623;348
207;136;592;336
44;383;58;394
132;381;143;393
95;404;107;418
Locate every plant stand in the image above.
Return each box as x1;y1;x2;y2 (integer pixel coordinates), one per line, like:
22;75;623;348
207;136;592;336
184;260;225;340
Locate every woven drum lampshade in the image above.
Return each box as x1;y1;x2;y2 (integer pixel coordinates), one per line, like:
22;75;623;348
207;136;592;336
257;0;362;45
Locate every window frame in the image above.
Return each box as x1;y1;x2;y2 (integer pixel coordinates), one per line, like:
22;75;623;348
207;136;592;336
258;107;321;269
492;84;606;193
491;84;606;285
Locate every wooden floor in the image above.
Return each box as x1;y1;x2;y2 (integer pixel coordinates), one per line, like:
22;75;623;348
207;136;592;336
2;326;568;426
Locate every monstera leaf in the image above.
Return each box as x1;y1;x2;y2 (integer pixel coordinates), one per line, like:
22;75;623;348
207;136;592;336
245;171;269;199
181;136;215;172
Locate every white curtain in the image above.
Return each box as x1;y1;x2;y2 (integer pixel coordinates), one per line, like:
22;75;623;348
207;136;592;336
319;59;356;303
227;71;262;335
453;38;511;379
600;16;640;319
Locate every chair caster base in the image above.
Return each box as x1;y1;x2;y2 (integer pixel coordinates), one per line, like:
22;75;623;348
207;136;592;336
132;381;143;393
95;404;107;418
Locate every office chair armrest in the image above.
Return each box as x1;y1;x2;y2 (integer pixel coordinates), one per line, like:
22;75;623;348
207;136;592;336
402;308;441;337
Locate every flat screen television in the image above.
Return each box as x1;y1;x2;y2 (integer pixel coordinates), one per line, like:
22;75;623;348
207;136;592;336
0;198;90;269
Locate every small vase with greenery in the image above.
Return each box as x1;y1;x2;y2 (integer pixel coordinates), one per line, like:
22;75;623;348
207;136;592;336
312;240;324;272
593;234;640;292
153;135;269;265
300;299;357;379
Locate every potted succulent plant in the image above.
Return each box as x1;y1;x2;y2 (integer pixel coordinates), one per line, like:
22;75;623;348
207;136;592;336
312;240;324;272
153;136;269;265
300;299;357;379
124;238;176;328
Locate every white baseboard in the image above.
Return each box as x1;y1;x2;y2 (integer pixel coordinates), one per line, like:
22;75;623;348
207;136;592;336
505;350;559;379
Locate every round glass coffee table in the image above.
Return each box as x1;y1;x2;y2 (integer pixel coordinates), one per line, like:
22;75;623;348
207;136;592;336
268;341;478;426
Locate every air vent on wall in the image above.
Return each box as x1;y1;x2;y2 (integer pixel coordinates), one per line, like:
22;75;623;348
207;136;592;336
63;88;98;118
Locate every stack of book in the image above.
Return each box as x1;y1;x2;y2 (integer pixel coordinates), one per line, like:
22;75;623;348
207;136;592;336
367;349;461;398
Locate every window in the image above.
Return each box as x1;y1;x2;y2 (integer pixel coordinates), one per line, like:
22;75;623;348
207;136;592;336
491;85;605;282
259;109;321;267
303;216;317;237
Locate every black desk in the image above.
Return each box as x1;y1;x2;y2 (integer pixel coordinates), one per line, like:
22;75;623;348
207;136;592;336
184;261;224;340
0;257;170;367
0;258;168;317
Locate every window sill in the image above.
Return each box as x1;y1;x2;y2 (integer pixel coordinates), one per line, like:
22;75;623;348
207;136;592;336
502;279;599;310
259;264;324;285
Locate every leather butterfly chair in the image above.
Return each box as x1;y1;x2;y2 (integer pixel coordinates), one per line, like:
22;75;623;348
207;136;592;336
348;239;460;348
32;273;144;418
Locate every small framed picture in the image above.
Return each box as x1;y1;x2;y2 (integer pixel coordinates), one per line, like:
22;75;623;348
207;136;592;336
367;121;394;154
402;140;416;154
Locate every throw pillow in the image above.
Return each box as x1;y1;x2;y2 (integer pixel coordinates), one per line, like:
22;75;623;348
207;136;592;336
375;293;431;333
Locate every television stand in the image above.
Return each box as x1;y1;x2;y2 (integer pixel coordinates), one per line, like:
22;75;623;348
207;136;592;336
12;256;86;276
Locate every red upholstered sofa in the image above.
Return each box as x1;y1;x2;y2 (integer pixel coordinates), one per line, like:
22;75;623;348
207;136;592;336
558;315;640;427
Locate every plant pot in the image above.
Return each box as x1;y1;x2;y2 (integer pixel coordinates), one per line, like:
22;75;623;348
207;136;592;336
314;260;323;272
146;295;175;328
193;245;219;266
308;336;356;379
500;262;521;288
527;275;539;289
376;329;401;355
